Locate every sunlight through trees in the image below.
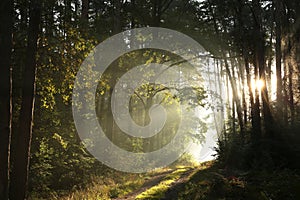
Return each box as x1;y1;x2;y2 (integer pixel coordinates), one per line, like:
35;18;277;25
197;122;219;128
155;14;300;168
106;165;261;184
1;0;300;199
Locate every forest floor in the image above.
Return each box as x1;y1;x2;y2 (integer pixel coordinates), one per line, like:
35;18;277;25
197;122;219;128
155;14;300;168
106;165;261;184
113;165;198;200
111;160;300;200
55;160;300;200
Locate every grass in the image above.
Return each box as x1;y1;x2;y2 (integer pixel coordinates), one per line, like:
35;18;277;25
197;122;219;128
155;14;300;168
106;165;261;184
33;160;300;200
35;165;190;200
46;172;147;200
28;157;218;200
135;167;192;199
135;162;213;200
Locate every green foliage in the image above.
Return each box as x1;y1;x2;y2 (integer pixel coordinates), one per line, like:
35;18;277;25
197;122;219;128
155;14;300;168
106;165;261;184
216;121;300;171
215;134;250;170
178;163;300;200
28;16;101;198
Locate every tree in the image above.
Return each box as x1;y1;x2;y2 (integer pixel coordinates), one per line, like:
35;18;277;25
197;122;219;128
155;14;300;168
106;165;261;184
9;0;41;199
252;0;274;137
275;0;283;119
82;0;89;21
0;0;13;199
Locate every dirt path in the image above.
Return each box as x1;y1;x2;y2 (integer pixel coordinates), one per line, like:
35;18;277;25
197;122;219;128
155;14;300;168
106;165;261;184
113;167;197;200
161;168;197;200
113;169;176;200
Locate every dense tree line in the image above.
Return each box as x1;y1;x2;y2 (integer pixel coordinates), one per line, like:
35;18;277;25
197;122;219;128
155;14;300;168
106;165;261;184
0;0;300;199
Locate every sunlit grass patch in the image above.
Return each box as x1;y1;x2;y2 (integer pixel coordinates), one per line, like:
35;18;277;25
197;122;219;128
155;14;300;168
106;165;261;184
54;172;146;200
135;166;192;199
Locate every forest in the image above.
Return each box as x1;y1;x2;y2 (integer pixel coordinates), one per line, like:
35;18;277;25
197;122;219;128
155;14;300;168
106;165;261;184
0;0;300;199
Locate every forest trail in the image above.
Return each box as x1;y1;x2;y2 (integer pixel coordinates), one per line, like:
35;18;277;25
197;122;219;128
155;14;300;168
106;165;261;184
112;165;202;200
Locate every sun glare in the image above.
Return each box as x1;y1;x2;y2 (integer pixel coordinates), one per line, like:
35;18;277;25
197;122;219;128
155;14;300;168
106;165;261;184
251;79;264;91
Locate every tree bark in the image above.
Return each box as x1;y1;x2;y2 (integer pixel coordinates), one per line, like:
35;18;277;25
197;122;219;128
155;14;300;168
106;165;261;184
9;0;41;199
113;0;122;34
253;0;274;137
288;61;295;124
237;59;248;125
275;0;283;119
244;57;256;130
224;58;244;134
0;0;13;199
252;0;275;138
151;0;162;27
81;0;89;22
283;59;288;124
253;54;262;139
208;2;244;134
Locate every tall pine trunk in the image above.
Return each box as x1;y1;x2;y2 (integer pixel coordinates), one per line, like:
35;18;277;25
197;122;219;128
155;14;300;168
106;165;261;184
113;0;122;34
244;56;257;134
254;0;274;137
9;0;41;199
0;0;13;199
81;0;89;22
275;0;283;120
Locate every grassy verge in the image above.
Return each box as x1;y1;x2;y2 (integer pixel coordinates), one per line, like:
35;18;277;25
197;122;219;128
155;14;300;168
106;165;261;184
29;171;147;200
64;173;147;200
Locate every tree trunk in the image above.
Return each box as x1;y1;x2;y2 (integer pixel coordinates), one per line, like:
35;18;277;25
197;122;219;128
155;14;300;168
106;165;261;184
9;0;41;199
217;60;226;140
222;55;244;135
0;0;13;199
266;23;274;100
64;0;72;25
151;0;162;27
288;61;295;124
113;0;122;34
283;59;288;124
131;0;136;28
260;51;274;137
253;53;262;139
238;60;248;125
253;0;274;137
19;0;29;31
275;0;283;119
81;0;89;22
244;57;257;134
208;2;244;134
